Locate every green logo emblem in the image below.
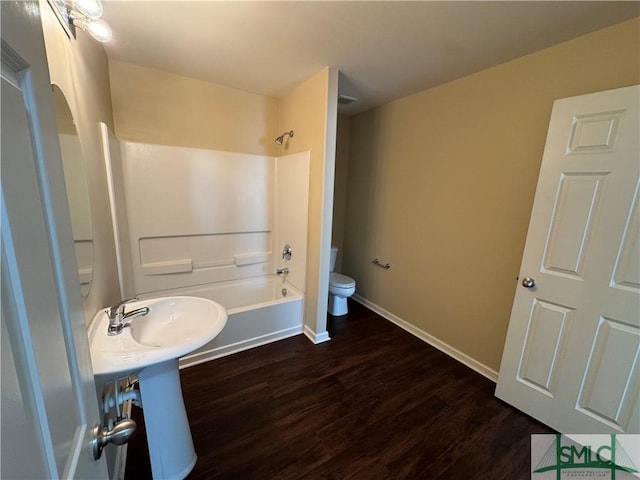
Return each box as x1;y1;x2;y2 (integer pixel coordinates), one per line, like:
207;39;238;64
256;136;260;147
533;434;639;479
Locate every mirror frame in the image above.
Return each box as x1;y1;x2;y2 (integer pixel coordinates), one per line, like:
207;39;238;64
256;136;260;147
52;84;94;298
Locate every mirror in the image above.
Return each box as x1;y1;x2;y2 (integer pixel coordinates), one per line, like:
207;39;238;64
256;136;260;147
52;85;94;297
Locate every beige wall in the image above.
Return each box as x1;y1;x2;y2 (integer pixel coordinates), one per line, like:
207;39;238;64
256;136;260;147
109;60;279;156
343;18;640;372
279;67;338;337
40;2;120;322
332;114;351;272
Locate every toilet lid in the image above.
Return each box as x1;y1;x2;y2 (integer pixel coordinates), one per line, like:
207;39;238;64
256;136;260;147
330;272;356;288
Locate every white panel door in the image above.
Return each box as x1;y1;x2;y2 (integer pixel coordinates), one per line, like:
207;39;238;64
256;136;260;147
1;2;108;478
496;85;640;434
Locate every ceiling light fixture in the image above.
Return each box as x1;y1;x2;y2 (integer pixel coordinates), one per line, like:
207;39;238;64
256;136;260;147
72;15;112;42
49;0;112;43
71;0;103;19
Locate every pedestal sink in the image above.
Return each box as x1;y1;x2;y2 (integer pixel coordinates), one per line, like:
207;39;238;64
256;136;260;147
89;296;227;480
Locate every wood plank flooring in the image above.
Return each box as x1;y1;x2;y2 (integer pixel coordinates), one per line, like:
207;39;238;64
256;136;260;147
125;300;553;479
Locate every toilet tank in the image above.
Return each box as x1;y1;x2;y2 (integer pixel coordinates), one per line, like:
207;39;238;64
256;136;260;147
329;246;338;272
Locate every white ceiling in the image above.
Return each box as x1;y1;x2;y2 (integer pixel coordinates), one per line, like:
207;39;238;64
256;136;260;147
101;1;639;115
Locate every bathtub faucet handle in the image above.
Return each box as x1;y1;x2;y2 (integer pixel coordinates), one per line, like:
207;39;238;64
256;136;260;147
282;244;292;261
276;268;289;275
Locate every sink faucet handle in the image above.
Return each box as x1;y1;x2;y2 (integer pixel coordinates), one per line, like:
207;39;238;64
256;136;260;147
108;297;139;319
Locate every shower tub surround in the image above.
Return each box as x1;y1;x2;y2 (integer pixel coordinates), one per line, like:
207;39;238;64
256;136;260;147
114;140;310;359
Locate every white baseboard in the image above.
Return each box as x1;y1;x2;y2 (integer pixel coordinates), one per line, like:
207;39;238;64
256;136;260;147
179;325;303;369
303;325;331;344
352;294;499;382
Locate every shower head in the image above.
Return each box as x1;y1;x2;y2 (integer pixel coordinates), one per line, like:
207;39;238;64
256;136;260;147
275;130;294;145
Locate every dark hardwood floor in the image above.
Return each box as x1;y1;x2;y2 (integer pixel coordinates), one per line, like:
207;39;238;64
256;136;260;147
125;300;553;479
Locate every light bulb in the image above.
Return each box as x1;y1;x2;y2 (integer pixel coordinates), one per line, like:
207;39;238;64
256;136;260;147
84;18;112;42
72;0;102;19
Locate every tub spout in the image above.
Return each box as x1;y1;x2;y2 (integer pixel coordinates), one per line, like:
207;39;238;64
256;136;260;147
276;268;289;275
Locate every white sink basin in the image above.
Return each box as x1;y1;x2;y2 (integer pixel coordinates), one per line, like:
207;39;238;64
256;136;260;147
88;296;227;377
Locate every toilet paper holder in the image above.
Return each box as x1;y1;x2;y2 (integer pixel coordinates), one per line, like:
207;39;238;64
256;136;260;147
372;258;391;269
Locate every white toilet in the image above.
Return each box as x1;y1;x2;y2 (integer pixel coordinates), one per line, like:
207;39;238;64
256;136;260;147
328;246;356;316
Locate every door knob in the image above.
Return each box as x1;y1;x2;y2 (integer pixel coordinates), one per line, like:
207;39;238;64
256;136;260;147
91;418;136;460
522;277;536;288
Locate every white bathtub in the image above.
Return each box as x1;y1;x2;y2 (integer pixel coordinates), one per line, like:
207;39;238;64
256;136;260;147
139;275;303;368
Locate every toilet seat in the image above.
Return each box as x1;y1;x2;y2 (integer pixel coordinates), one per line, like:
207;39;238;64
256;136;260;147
329;272;355;288
328;248;355;316
328;267;356;316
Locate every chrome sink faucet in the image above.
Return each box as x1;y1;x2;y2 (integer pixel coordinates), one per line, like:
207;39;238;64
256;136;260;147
107;297;150;336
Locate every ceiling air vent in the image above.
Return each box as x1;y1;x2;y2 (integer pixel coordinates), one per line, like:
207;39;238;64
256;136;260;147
337;94;358;105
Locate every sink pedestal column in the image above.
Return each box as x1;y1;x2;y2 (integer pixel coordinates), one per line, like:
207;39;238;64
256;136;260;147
138;358;196;480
